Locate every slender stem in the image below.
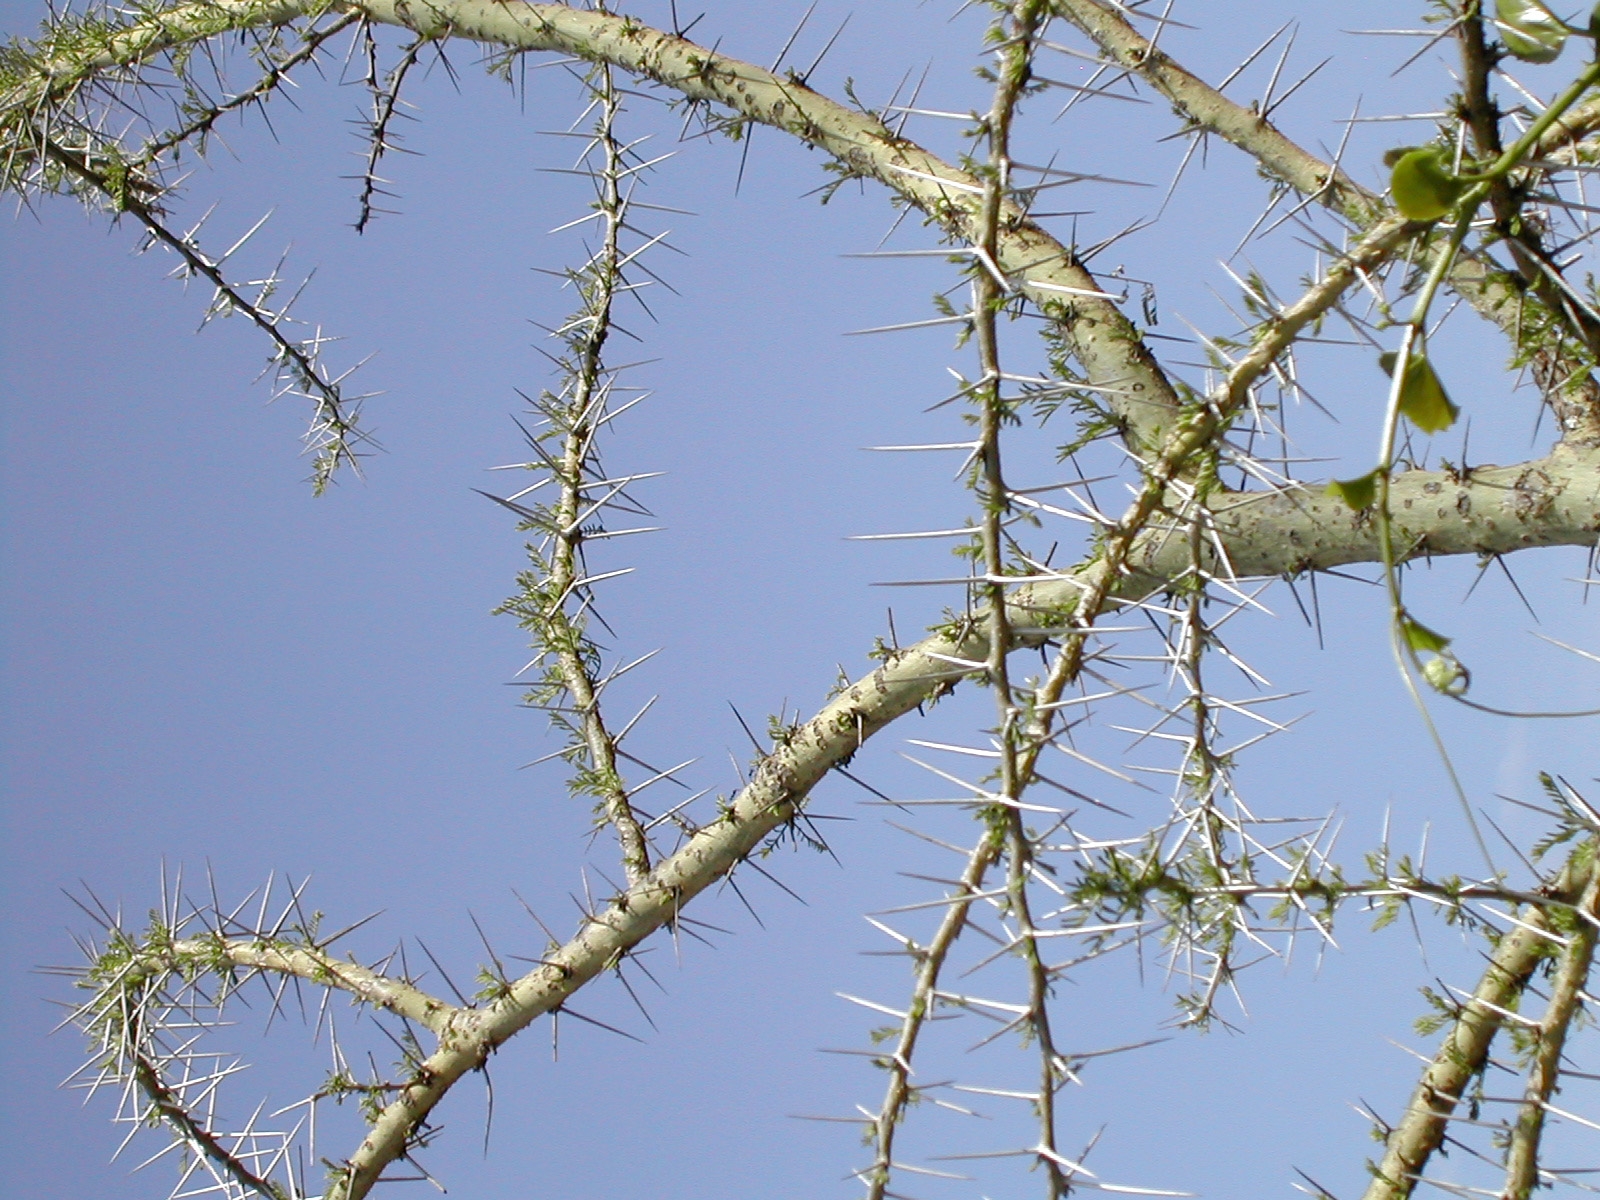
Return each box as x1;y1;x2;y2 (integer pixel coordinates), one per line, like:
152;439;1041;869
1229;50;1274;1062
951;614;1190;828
1373;204;1495;873
544;64;652;886
354;31;426;234
127;1025;284;1199
1360;843;1597;1200
863;833;1001;1200
972;8;1069;1192
137;12;361;166
1500;863;1600;1199
38;141;365;490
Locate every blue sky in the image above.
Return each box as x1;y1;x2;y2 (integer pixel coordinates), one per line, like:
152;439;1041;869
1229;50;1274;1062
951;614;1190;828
3;3;1597;1197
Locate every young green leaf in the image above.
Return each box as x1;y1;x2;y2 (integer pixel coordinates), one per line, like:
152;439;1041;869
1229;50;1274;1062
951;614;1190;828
1378;350;1460;434
1326;470;1379;511
1496;0;1568;63
1388;146;1468;220
1401;615;1452;654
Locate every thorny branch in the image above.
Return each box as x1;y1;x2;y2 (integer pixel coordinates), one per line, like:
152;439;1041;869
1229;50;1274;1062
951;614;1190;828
1361;838;1599;1200
6;3;1599;1200
1054;0;1600;446
353;26;427;233
493;62;655;888
883;5;1075;1196
860;833;1003;1200
4;2;377;488
1499;852;1600;1200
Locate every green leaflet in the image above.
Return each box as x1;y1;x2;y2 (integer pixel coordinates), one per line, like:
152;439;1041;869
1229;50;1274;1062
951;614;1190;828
1401;616;1452;654
1496;0;1568;63
1378;350;1460;434
1387;146;1468;220
1326;470;1378;511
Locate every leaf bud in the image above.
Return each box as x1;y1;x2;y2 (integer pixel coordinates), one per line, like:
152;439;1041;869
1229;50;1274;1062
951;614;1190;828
1422;652;1470;695
1388;146;1467;220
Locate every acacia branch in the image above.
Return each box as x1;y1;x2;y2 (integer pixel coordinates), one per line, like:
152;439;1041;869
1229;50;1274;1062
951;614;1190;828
1180;445;1600;580
342;0;1187;453
318;361;1595;1184
354;29;426;233
1361;841;1598;1200
542;64;653;885
0;0;315;114
1500;861;1600;1200
99;935;459;1034
971;6;1070;1193
329;425;1598;1195
26;111;371;487
132;12;361;166
1055;0;1376;219
0;0;1194;452
1054;0;1600;446
126;1033;284;1200
2;0;1188;450
73;913;457;1200
864;832;1002;1200
12;7;1600;1194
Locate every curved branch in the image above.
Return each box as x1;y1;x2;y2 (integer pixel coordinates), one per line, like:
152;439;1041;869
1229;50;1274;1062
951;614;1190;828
328;433;1599;1197
225;940;459;1030
120;935;459;1033
344;0;1185;449
1361;842;1598;1200
2;0;1187;450
0;0;313;113
1055;0;1600;446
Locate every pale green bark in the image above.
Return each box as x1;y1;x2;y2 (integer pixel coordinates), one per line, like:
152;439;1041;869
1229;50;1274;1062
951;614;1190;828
326;441;1599;1197
1361;848;1598;1200
9;5;1599;1197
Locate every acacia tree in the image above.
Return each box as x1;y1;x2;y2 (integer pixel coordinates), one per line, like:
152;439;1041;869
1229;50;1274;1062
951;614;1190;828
3;1;1599;1198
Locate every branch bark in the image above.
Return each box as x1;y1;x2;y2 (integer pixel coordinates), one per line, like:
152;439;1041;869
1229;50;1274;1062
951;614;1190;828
1360;842;1598;1200
10;6;1600;1194
1054;0;1600;447
108;936;459;1034
3;0;1190;454
325;435;1597;1196
1182;445;1600;580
